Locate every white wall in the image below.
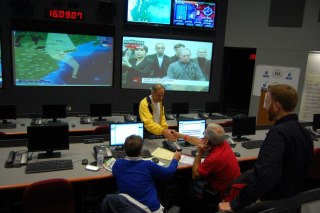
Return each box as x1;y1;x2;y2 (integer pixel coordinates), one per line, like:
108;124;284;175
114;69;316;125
224;0;320;117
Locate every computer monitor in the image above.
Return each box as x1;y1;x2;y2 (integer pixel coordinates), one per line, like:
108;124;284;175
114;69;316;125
109;122;144;147
27;125;69;159
171;102;189;119
12;30;114;86
90;104;112;121
42;104;67;123
0;105;16;124
126;0;172;26
205;102;221;115
313;114;320;132
178;119;206;141
133;103;140;116
173;0;216;29
232;116;256;141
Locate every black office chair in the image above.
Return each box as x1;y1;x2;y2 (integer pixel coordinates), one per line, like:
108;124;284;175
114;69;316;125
235;187;320;213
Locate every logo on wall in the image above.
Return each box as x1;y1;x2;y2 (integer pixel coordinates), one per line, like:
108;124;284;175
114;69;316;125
263;71;269;78
272;69;282;78
286;73;293;80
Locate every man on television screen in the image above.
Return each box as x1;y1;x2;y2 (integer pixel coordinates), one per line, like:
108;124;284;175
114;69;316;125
147;43;172;78
170;43;185;63
192;48;211;80
166;48;206;81
139;84;175;141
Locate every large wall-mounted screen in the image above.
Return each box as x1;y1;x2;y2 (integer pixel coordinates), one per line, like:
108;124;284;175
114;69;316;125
0;35;2;88
126;0;172;25
173;0;216;29
122;36;213;92
12;30;113;86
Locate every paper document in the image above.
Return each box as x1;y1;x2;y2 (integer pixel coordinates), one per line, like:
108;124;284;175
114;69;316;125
180;155;195;165
152;147;174;161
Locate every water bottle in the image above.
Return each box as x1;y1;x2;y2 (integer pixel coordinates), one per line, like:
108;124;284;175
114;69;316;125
97;149;104;168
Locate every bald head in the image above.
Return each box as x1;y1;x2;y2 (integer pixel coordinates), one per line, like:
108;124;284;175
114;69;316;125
204;123;225;146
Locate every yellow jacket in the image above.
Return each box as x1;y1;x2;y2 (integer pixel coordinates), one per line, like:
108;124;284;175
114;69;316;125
139;97;168;135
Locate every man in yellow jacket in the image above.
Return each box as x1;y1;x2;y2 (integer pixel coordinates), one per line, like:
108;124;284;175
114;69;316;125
139;84;176;141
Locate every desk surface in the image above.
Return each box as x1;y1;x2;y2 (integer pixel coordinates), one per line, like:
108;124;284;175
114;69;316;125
1;114;231;135
2;129;317;191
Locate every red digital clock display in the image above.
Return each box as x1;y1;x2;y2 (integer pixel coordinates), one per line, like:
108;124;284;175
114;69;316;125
47;9;84;21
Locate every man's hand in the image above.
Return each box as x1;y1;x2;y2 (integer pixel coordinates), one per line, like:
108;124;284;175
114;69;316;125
173;151;181;161
163;129;176;142
197;138;209;154
218;202;233;212
171;130;183;140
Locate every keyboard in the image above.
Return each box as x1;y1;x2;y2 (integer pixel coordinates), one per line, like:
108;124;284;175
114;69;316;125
241;140;264;149
44;122;68;126
112;149;152;159
148;134;164;139
176;116;194;121
0;123;16;129
25;159;73;174
209;115;228;120
92;120;111;126
191;150;209;158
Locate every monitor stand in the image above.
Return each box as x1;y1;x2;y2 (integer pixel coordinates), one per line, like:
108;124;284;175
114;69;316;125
94;117;107;122
0;119;16;128
47;118;62;123
37;151;61;159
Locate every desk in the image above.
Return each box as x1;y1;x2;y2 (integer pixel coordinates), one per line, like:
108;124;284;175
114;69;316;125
1;114;232;136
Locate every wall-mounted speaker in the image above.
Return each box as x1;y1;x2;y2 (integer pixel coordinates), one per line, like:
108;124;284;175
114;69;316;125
269;0;305;27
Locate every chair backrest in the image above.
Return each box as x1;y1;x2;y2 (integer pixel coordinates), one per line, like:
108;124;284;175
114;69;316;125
306;148;320;180
236;187;320;213
100;193;151;213
23;178;75;213
0;132;5;139
94;125;109;135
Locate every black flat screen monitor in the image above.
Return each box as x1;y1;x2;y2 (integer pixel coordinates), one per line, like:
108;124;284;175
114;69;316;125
27;125;69;159
121;36;213;92
110;122;144;147
173;0;216;29
171;102;189;119
205;102;221;115
133;103;140;116
126;0;172;26
42;104;66;123
12;30;114;86
90;104;112;121
232;116;256;141
313;114;320;131
0;105;16;124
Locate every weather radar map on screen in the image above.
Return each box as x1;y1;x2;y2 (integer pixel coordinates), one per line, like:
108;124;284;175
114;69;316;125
173;0;216;29
12;31;113;86
122;36;213;92
127;0;172;25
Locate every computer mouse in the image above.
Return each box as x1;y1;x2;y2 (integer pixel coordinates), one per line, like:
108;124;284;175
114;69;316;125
234;152;241;157
82;159;88;165
21;123;25;126
152;157;159;163
71;124;76;128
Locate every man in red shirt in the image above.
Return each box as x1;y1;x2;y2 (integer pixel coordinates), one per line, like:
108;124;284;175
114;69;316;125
173;123;240;197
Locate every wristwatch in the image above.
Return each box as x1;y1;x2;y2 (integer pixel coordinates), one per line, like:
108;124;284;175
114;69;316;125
195;151;201;156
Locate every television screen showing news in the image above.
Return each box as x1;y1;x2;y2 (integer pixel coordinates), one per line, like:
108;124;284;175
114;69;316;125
173;0;216;29
126;0;172;25
122;36;213;92
12;30;114;86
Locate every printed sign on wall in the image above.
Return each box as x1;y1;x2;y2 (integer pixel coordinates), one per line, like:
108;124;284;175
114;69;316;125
252;65;300;96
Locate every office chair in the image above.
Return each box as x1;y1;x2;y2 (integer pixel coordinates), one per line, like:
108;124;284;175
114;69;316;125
304;148;320;190
235;187;320;213
93;125;109;135
23;178;75;213
99;193;181;213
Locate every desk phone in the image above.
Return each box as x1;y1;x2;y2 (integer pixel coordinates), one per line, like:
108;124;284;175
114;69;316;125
162;140;182;152
5;151;27;168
